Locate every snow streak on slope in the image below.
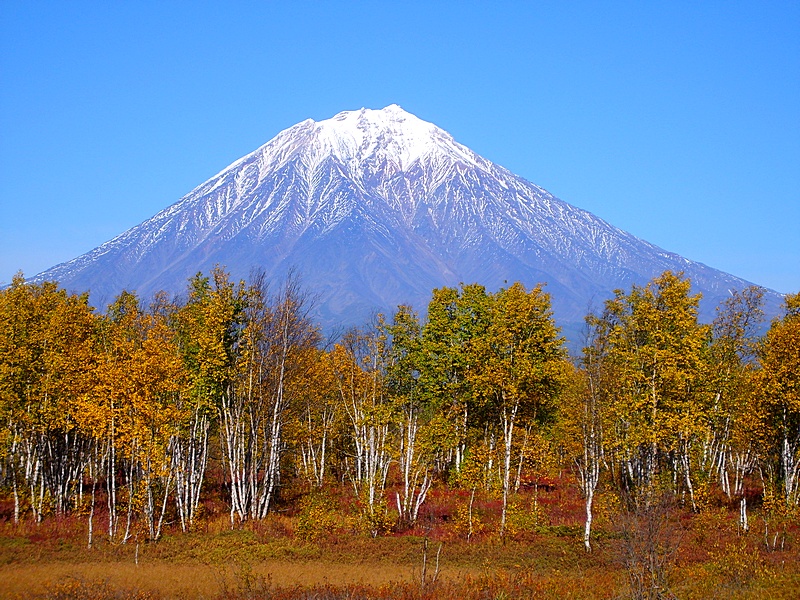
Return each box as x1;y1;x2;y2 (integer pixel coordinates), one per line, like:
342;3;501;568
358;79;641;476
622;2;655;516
35;105;782;337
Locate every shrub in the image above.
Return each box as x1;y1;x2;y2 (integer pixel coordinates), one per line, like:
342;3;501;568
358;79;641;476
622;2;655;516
296;491;341;542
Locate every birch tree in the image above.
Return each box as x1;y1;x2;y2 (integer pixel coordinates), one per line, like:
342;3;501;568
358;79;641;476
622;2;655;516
94;291;186;541
469;282;565;537
418;285;490;474
383;305;446;526
174;269;242;529
560;320;615;551
287;347;341;488
0;274;97;523
705;287;764;500
219;271;319;523
331;326;394;536
590;271;711;509
757;292;800;506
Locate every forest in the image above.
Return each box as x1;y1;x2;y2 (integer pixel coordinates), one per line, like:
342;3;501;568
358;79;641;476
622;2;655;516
0;268;798;599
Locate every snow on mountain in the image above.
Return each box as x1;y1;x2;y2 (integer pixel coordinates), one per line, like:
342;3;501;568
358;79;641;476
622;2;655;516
34;105;783;341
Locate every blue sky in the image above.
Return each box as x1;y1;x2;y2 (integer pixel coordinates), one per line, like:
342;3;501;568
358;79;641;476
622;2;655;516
2;1;798;294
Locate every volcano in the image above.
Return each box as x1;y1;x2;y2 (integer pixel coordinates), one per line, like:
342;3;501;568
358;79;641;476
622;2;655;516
34;105;782;339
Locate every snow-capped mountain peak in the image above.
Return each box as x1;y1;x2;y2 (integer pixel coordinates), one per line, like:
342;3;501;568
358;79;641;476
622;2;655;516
313;105;443;167
244;104;479;178
32;106;781;340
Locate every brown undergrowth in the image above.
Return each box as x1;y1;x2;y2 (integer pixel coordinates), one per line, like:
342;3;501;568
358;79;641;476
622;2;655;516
1;477;798;599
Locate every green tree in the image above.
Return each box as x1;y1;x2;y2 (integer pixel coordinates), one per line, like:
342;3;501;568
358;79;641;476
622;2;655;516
174;268;242;529
383;305;450;526
417;284;490;474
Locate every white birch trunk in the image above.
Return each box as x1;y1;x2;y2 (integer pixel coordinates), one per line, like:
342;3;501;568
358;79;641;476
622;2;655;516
499;397;519;538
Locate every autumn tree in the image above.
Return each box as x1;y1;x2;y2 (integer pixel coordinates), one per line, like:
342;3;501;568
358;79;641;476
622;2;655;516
704;286;764;503
0;274;98;523
588;272;711;509
331;324;394;536
559;328;612;551
218;271;319;523
757;292;800;506
285;346;342;489
469;282;566;537
91;290;187;542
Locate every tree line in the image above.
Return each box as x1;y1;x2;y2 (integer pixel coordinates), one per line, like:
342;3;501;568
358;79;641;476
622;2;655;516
0;268;797;550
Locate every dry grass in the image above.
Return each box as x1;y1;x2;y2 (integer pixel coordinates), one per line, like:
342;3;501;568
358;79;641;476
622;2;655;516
1;560;477;599
1;478;798;599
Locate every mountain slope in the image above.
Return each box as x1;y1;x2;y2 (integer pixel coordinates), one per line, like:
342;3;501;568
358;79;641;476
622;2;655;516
35;105;783;337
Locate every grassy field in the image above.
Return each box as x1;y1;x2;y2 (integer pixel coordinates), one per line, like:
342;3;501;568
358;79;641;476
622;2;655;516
1;480;798;599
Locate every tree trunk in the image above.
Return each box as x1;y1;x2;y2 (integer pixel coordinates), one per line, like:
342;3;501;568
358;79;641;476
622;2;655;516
584;485;595;552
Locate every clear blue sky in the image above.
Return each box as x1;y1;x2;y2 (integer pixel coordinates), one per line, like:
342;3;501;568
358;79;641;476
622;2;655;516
2;1;798;294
